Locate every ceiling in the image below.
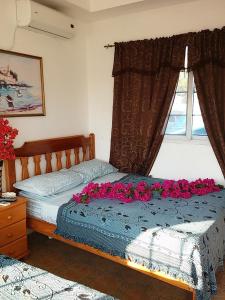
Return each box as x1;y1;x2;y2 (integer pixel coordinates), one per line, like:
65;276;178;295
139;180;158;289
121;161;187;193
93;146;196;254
34;0;199;21
67;0;145;12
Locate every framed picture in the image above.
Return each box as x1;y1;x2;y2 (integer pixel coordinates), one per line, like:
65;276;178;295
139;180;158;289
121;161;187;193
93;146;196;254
0;49;45;117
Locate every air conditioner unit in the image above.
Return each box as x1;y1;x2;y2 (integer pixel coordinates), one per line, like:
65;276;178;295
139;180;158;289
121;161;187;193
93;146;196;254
16;0;75;39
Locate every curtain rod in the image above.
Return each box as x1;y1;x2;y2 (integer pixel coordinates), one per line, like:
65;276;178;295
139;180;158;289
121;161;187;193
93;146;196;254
104;43;115;49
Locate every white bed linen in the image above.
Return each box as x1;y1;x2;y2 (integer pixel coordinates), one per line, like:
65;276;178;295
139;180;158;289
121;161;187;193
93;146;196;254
20;172;126;225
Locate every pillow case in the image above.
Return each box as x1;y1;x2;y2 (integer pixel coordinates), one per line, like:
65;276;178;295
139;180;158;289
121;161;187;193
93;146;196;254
14;169;84;196
69;159;118;183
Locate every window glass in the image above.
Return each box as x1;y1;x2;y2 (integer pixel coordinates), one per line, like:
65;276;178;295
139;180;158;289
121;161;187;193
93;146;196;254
165;71;207;138
193;93;201;115
166;115;186;135
170;93;187;115
166;71;188;135
192;82;207;136
176;71;188;92
192;116;207;136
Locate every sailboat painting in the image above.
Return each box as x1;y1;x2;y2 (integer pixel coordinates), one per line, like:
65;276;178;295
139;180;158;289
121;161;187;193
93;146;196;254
0;50;45;117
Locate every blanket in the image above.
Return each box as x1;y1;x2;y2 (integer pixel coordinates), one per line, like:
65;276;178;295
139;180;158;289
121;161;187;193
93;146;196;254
55;174;225;300
0;255;116;300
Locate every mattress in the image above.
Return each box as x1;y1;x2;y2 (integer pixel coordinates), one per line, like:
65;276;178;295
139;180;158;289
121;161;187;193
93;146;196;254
20;172;126;224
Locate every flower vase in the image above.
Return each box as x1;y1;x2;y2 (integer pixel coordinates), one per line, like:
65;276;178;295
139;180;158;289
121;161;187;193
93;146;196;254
0;160;2;196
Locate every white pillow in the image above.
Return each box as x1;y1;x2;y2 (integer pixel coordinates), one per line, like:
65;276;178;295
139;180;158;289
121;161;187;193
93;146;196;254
69;159;118;183
14;169;84;196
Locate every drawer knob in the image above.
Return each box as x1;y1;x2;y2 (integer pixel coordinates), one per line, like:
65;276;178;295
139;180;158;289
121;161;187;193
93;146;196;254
7;216;12;220
7;233;13;238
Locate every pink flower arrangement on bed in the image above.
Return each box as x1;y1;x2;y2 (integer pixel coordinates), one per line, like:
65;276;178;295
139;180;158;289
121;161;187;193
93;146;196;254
73;178;223;204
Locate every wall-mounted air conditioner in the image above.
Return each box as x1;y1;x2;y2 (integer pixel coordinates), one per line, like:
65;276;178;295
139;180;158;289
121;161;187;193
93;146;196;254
16;0;75;39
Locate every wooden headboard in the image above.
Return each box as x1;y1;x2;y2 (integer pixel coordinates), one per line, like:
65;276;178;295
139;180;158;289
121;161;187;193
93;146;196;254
4;133;95;192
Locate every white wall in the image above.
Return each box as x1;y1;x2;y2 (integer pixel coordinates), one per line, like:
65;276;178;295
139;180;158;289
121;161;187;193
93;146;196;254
1;23;89;147
0;0;17;50
87;0;225;184
0;3;89;190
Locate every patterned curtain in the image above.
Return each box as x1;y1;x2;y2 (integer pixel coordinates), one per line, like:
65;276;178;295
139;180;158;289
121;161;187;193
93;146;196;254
188;28;225;178
110;36;187;175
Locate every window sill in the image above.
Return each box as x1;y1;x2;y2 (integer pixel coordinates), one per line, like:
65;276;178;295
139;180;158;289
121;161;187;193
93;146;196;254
164;135;210;145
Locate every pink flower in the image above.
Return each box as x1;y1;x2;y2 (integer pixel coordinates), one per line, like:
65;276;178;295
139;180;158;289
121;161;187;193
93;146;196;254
72;177;222;204
170;191;180;198
151;182;162;191
161;191;170;198
180;192;192;199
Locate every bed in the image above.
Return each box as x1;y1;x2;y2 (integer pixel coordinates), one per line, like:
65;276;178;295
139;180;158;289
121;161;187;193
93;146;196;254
4;134;225;300
0;254;116;299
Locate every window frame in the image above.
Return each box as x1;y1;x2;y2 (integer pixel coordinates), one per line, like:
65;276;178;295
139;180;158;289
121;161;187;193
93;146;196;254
165;71;209;143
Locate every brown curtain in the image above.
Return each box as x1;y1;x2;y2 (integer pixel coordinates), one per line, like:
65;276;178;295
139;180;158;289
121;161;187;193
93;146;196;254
110;36;187;175
188;28;225;178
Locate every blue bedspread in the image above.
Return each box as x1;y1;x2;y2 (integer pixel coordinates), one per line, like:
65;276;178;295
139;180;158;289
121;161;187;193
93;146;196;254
55;174;225;300
0;255;116;299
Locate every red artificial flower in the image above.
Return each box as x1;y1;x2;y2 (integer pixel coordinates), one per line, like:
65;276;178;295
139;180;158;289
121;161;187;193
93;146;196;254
0;118;18;160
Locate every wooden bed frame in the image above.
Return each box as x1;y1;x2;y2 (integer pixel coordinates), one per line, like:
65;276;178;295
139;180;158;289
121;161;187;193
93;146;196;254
5;133;195;300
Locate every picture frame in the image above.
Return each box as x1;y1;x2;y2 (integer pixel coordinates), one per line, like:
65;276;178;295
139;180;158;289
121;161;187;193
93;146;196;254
0;49;45;117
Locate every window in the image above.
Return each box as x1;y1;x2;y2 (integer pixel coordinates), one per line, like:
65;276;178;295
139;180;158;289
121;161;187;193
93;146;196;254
165;70;207;139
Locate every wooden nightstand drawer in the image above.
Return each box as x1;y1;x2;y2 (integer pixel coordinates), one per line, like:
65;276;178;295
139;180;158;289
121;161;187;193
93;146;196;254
0;203;26;229
0;198;28;259
0;236;28;259
0;219;26;247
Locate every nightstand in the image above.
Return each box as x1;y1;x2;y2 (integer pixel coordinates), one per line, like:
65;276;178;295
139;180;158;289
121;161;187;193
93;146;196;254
0;197;29;259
